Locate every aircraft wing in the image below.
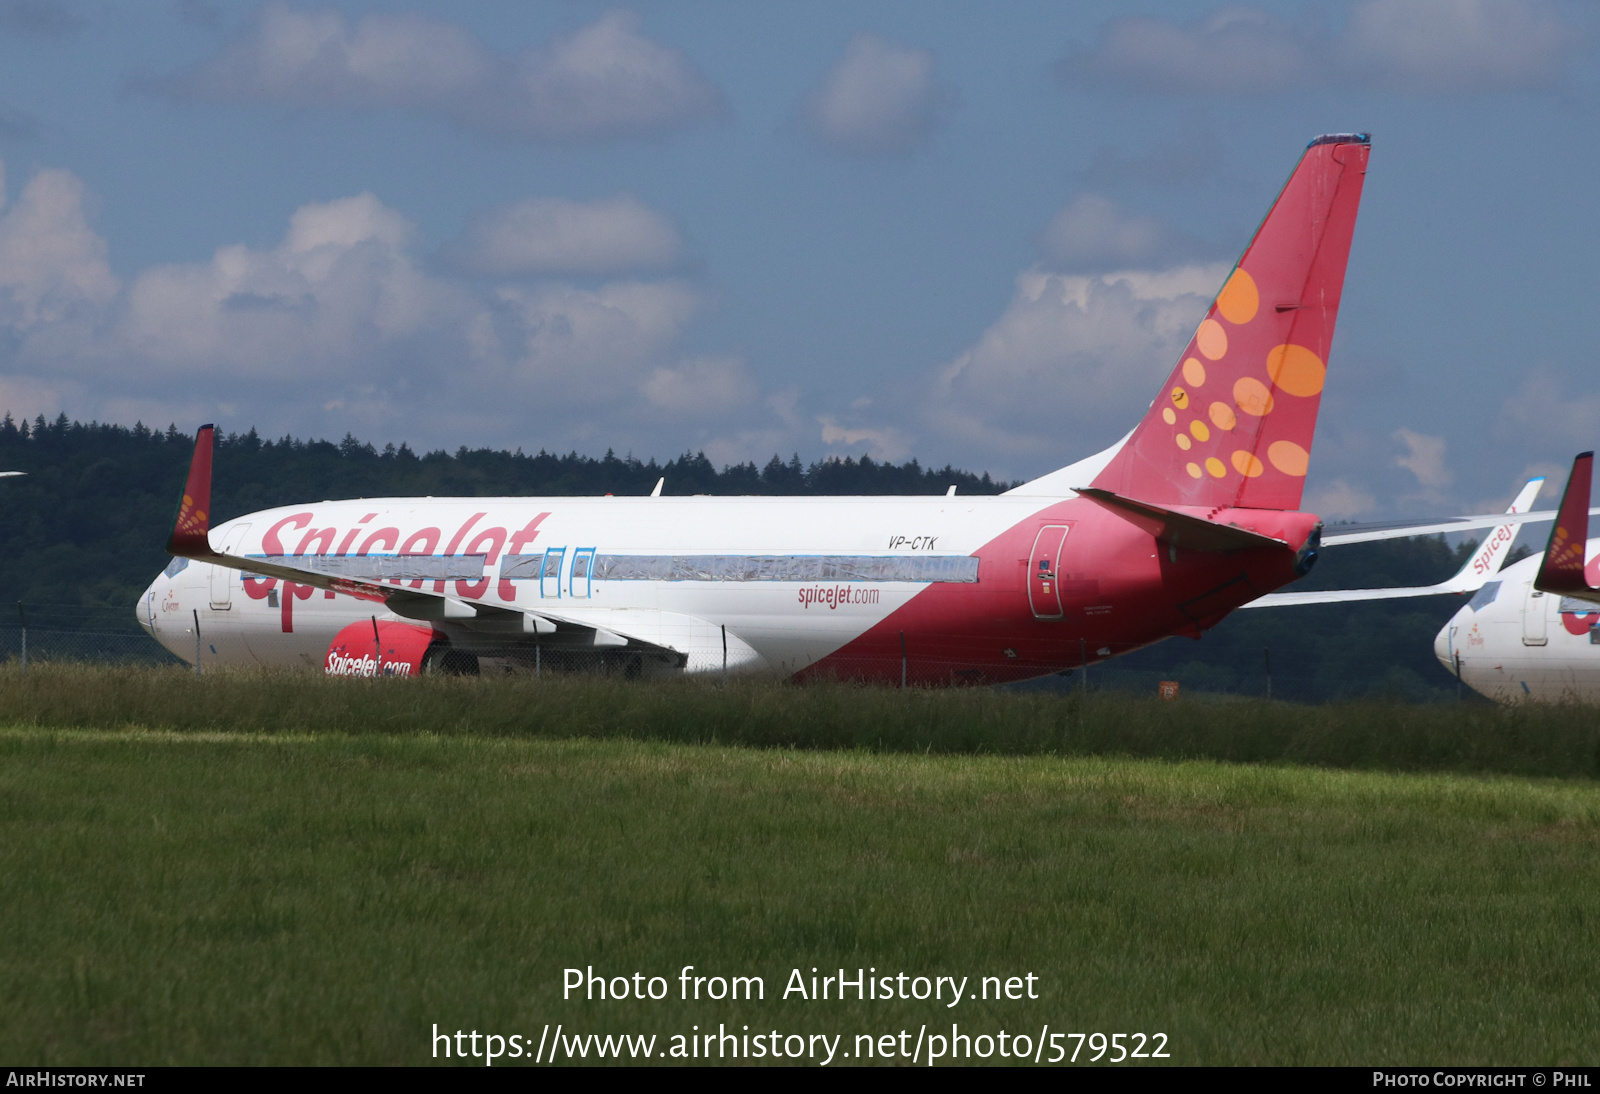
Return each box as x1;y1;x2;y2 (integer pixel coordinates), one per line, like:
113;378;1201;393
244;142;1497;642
1320;500;1600;545
1534;452;1600;606
1247;477;1543;608
164;425;705;658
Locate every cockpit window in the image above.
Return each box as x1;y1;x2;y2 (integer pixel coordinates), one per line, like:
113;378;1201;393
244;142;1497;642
1467;581;1500;612
163;556;189;577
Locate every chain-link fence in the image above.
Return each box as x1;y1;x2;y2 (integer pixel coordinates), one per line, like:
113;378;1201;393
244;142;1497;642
0;603;182;669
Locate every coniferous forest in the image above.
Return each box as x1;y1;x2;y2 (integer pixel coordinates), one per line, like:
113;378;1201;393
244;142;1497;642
0;413;1489;701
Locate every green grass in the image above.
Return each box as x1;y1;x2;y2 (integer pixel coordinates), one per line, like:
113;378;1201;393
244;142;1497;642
4;667;1600;1065
4;663;1600;779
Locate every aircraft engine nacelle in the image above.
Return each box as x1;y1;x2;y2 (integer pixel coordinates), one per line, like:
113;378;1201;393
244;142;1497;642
325;619;442;677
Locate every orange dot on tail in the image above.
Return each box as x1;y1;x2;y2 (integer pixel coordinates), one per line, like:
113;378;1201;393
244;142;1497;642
1171;387;1189;409
1267;440;1309;476
1265;344;1326;397
1209;401;1237;430
1190;420;1210;442
1186;462;1202;479
1162;407;1176;425
1234;377;1274;417
1176;434;1191;450
1215;268;1259;325
1231;451;1265;477
1182;358;1206;387
1205;457;1226;478
1196;319;1227;361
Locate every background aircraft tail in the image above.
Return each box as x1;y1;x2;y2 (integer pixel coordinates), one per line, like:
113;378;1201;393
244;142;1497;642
1090;134;1370;512
1535;451;1599;603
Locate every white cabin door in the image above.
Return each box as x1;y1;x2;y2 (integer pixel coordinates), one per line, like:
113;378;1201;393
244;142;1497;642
570;548;594;598
541;548;566;599
209;524;251;610
1523;586;1548;646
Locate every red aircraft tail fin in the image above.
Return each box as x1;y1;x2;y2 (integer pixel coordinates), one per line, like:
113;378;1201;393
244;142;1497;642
1535;451;1597;600
1090;134;1369;511
166;423;217;558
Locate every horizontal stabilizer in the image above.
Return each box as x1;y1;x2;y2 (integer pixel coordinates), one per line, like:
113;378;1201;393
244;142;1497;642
1535;452;1600;605
1321;508;1600;547
1073;487;1288;553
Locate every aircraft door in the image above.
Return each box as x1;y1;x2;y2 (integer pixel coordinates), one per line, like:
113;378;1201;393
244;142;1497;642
1523;586;1549;646
541;548;565;599
209;524;251;610
570;548;594;598
1028;525;1070;620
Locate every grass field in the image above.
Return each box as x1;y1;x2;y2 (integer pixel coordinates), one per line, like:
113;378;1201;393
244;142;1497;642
4;666;1600;1065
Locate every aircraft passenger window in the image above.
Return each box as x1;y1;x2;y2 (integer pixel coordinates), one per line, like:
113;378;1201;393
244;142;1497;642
1467;581;1500;612
572;554;590;579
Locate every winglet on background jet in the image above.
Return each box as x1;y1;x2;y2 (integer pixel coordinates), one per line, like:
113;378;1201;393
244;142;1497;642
166;423;217;559
1534;451;1597;602
1245;475;1542;608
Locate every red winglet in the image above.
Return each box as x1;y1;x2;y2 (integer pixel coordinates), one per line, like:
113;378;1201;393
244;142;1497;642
166;424;217;558
1535;451;1594;597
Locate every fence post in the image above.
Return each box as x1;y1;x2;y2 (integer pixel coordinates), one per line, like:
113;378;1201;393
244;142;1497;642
899;630;907;689
371;616;382;677
192;609;202;677
16;601;24;675
1264;647;1272;700
535;641;540;679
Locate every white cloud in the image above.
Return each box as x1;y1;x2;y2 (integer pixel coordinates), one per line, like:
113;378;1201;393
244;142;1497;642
1493;370;1600;450
1060;7;1317;96
1393;427;1453;490
1305;478;1376;520
113;192;456;379
442;195;684;277
642;355;757;416
0;162;768;456
1061;0;1581;96
1342;0;1574;93
0;166;118;332
817;415;912;461
801;33;953;156
1038;193;1204;272
491;279;703;402
146;5;723;143
923;263;1226;459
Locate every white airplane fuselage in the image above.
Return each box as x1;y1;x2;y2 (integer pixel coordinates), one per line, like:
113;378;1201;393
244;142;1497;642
1435;545;1600;702
138;484;1313;683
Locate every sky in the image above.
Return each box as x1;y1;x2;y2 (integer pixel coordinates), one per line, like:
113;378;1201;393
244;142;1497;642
0;0;1595;519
